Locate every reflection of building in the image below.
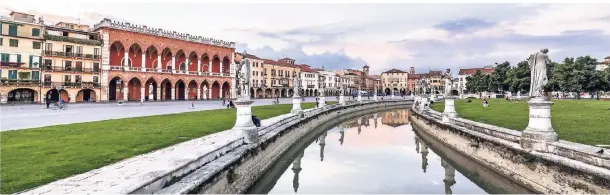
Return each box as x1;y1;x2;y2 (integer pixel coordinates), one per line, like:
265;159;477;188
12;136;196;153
291;151;304;192
381;109;410;127
42;22;103;103
0;12;44;104
441;159;456;194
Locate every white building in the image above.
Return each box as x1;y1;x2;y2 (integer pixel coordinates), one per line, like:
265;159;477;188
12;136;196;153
317;70;337;96
457;66;494;97
298;64;319;96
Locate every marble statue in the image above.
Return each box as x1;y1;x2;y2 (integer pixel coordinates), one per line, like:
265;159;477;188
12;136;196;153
293;71;300;96
235;56;251;100
527;49;551;98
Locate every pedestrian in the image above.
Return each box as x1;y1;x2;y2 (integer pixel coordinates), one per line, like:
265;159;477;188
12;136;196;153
222;98;226;107
46;93;51;108
316;101;319;108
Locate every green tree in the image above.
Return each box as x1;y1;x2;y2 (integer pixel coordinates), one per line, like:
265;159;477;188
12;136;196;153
466;70;488;98
491;61;510;94
553;57;584;99
505;60;530;94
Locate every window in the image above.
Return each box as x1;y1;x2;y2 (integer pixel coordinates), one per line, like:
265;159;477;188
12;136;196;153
64;61;72;71
93;63;100;72
62;31;69;36
33;42;41;49
8;70;17;80
32;71;40;80
64;75;71;82
9;39;18;47
0;38;3;46
31;28;40;36
75;61;83;71
8;24;17;36
44;74;51;82
0;53;8;62
75;75;82;83
76;46;83;55
93;76;99;83
45;43;53;51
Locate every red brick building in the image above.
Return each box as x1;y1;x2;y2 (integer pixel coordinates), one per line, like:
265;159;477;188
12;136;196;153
94;18;235;102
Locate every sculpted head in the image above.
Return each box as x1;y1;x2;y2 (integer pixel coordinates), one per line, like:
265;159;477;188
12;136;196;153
541;48;549;54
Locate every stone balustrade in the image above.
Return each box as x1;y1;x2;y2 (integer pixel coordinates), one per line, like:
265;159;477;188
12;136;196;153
20;99;412;195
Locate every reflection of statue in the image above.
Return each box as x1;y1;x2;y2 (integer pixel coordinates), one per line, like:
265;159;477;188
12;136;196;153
421;142;429;173
319;131;327;161
527;49;551;98
235;54;251;99
339;127;345;145
292;151;304;193
415;137;420;153
441;159;456;194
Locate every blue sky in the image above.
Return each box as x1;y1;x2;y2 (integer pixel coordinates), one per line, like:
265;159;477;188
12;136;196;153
2;1;609;75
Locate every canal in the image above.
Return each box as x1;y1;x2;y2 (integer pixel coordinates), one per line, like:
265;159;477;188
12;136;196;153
247;108;535;194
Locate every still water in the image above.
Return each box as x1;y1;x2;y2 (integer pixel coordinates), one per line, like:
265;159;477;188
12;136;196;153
247;109;534;194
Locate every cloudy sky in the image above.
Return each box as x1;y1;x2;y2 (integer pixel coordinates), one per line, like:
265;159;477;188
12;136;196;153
2;1;609;75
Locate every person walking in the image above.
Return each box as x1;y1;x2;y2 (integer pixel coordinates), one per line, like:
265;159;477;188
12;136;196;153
46;93;51;108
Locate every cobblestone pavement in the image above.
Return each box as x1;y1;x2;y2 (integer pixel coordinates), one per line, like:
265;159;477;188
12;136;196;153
0;97;319;131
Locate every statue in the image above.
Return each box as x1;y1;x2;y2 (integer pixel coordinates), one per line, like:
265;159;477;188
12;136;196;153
235;55;251;100
527;49;551;98
293;71;301;97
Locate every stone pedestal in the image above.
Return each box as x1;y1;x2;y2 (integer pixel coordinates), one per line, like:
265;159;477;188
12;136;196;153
318;96;326;108
441;97;457;123
520;97;558;152
232;100;258;144
339;95;345;105
373;93;378;101
291;96;302;113
391;93;395;99
420;97;429;111
357;93;362;102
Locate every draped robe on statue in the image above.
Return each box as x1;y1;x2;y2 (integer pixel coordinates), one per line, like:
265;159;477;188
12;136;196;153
528;51;551;97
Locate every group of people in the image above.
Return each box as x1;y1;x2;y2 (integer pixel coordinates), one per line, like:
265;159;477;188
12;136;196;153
221;98;235;108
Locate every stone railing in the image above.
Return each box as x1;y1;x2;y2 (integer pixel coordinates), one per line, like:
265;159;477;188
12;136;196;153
410;98;610;193
93;18;235;49
20;99;412;195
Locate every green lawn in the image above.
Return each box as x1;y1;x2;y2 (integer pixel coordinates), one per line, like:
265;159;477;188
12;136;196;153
431;99;610;146
0;103;316;194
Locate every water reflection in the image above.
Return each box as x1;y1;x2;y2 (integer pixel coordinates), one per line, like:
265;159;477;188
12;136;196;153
248;109;533;194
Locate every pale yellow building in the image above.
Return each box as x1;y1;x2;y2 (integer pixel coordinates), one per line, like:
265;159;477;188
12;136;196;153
262;58;301;98
41;22;103;103
235;52;266;98
381;68;409;95
0;11;44;103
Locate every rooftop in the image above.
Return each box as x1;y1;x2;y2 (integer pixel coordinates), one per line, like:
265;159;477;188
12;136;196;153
382;69;407;74
93;18;235;49
459;67;494;75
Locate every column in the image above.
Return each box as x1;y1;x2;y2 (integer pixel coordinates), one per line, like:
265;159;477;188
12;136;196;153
171;56;176;74
208;88;212;99
197;59;201;75
442;97;457;123
184;88;188;100
123;86;128;101
148;84;154;101
185;59;190;74
141;53;146;72
171;87;175;100
220;61;223;74
123;51;129;71
156;55;162;72
197;87;201;100
156;88;161;101
140;87;145;102
208;59;212;73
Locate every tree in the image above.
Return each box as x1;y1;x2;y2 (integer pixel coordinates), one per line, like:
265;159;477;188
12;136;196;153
466;70;488;98
505;60;530;94
553;57;584;99
491;61;510;94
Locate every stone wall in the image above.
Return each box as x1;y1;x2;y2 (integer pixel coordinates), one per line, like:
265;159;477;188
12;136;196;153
155;100;412;194
410;109;610;194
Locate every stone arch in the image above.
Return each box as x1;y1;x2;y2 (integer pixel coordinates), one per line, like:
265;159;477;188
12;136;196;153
109;41;125;66
175;79;186;100
188;51;198;72
265;88;272;98
188;80;198;100
7;88;38;103
145;46;159;70
221;81;231;99
211;81;221;99
76;89;97;102
222;56;231;74
256;88;263;98
250;87;255;98
160;78;172;100
314;89;318;96
128;77;143;101
161;48;173;70
145;77;158;101
281;88;287;98
175;50;186;72
128;43;143;68
274;89;280;98
289;89;294;97
201;53;210;73
109;76;126;101
58;89;69;102
212;55;221;73
201;80;210;99
45;89;60;102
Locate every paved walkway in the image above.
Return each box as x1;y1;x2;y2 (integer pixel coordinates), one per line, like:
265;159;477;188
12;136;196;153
0;97;319;131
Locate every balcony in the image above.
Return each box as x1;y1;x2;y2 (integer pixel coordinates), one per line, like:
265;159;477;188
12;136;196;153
43;51;102;60
43;81;101;88
0;62;26;68
307;85;315;88
42;66;100;73
106;66;232;78
0;79;41;86
43;34;102;46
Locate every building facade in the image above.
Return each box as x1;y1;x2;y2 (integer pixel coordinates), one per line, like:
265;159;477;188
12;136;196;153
0;12;44;103
41;22;102;103
235;52;267;98
299;64;318;97
381;68;408;96
317;70;337;96
93;18;235;102
261;58;301;98
598;56;609;71
457;66;494;96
